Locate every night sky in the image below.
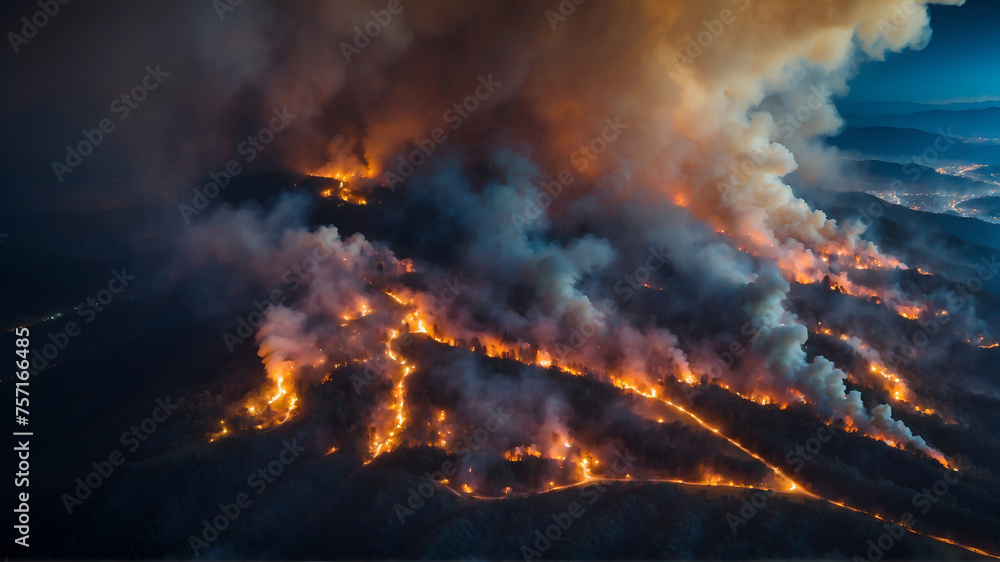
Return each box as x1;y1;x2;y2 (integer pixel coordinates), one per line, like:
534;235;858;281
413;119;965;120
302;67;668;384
847;0;1000;102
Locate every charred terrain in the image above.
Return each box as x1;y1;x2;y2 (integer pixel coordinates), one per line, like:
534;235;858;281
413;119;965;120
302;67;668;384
4;173;1000;559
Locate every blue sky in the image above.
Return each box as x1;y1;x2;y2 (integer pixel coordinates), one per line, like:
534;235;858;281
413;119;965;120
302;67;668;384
846;0;1000;103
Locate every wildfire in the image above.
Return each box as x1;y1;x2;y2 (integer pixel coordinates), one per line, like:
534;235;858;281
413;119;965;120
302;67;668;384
269;374;288;404
506;445;545;461
228;276;974;554
896;304;923;320
823;271;928;320
538;351;552;367
220;363;304;437
712;223;929;321
312;167;370;205
608;376;808;495
220;234;956;533
365;288;476;461
369;325;414;458
816;327;943;424
348;294;814;492
867;362;911;404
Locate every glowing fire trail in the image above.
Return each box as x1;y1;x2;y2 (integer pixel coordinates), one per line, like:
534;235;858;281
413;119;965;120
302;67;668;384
811;326;942;420
429;476;1000;560
610;378;810;497
411;337;990;558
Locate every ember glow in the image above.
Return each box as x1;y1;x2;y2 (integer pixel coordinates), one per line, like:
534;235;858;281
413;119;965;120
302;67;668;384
317;172;369;206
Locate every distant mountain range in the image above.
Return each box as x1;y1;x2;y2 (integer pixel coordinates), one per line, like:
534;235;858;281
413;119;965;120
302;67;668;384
835;99;1000;117
842;107;1000;139
824;126;998;164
